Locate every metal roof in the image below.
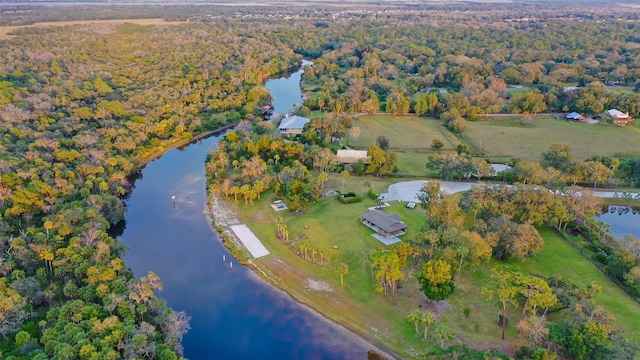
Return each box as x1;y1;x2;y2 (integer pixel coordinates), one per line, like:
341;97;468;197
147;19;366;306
278;115;311;130
360;210;407;233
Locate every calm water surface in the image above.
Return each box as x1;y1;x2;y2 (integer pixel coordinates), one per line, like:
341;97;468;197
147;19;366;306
264;59;312;117
597;206;640;238
120;64;377;359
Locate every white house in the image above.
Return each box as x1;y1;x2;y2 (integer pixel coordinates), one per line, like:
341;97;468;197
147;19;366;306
607;109;634;126
278;115;311;135
607;109;629;119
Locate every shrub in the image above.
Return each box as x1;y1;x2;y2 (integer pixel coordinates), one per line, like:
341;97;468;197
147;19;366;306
431;138;444;149
336;192;363;204
368;188;379;200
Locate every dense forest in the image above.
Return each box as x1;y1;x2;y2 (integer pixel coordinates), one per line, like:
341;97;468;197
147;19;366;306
1;2;640;358
0;18;299;359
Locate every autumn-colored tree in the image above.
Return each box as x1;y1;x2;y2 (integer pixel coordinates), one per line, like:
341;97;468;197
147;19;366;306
417;259;456;301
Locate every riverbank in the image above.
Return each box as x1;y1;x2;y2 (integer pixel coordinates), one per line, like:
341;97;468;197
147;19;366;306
132;121;239;170
206;191;402;360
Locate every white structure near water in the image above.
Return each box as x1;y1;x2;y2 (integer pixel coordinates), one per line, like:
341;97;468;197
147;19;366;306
278;115;310;135
230;224;270;258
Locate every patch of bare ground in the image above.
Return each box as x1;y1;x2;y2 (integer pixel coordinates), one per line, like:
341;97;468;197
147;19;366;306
305;278;334;292
423;299;452;319
209;193;240;227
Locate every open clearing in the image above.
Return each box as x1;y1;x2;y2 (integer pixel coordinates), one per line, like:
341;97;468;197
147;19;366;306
0;18;184;39
463;116;640;161
349;113;640;173
350;115;459;175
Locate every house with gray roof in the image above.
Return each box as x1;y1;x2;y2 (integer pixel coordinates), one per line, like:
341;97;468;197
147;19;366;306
359;210;407;238
278;115;311;135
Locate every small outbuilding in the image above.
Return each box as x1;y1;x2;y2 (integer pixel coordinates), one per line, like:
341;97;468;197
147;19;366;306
565;111;585;122
359;210;407;238
607;109;634;126
278;115;311;135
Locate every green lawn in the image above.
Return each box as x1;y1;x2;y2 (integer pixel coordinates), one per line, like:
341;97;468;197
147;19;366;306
463;116;640;161
507;227;640;344
229;174;640;355
350;115;460;175
233;176;433;357
232;174;518;356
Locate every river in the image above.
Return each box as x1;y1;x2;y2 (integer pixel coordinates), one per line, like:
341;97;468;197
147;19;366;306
264;59;312;118
119;63;379;359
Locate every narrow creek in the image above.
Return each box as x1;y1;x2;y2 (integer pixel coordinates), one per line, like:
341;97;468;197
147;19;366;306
119;63;379;359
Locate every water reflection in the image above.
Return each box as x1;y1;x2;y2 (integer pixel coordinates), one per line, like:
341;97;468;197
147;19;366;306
264;60;312;117
597;205;640;238
118;63;380;359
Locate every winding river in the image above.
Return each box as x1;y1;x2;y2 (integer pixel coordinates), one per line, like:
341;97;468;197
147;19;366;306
119;63;378;359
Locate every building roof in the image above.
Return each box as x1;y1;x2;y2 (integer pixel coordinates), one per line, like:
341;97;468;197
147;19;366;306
608;109;628;118
278;115;310;130
360;210;407;233
336;149;369;164
566;112;582;119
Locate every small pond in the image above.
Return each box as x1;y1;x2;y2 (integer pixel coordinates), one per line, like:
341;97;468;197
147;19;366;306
596;205;640;239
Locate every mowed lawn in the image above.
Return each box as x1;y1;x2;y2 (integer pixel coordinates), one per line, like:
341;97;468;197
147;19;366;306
508;228;640;344
350;115;460;174
463;116;640;161
235;175;523;354
234;176;435;356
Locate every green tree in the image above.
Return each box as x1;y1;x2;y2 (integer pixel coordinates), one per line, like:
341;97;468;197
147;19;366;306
542;144;573;171
482;265;522;340
582;161;613;189
417;259;456;301
368;251;403;294
419;311;436;341
432;324;455;348
407;309;422;336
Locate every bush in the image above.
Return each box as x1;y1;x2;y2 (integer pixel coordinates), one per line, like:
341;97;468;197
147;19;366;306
336;192;363;204
431;138;444;149
368;188;379;200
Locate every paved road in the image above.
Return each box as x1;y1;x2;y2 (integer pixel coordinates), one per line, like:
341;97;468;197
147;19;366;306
387;180;638;203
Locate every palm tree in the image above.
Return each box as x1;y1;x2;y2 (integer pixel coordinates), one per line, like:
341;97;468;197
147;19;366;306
420;311;436;341
432;324;454;348
407;310;421;336
337;263;349;288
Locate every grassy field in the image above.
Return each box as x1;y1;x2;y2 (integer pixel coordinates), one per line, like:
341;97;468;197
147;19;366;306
506;228;640;344
232;174;515;357
350;115;460;175
463;115;640;161
0;18;184;39
227;173;640;356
